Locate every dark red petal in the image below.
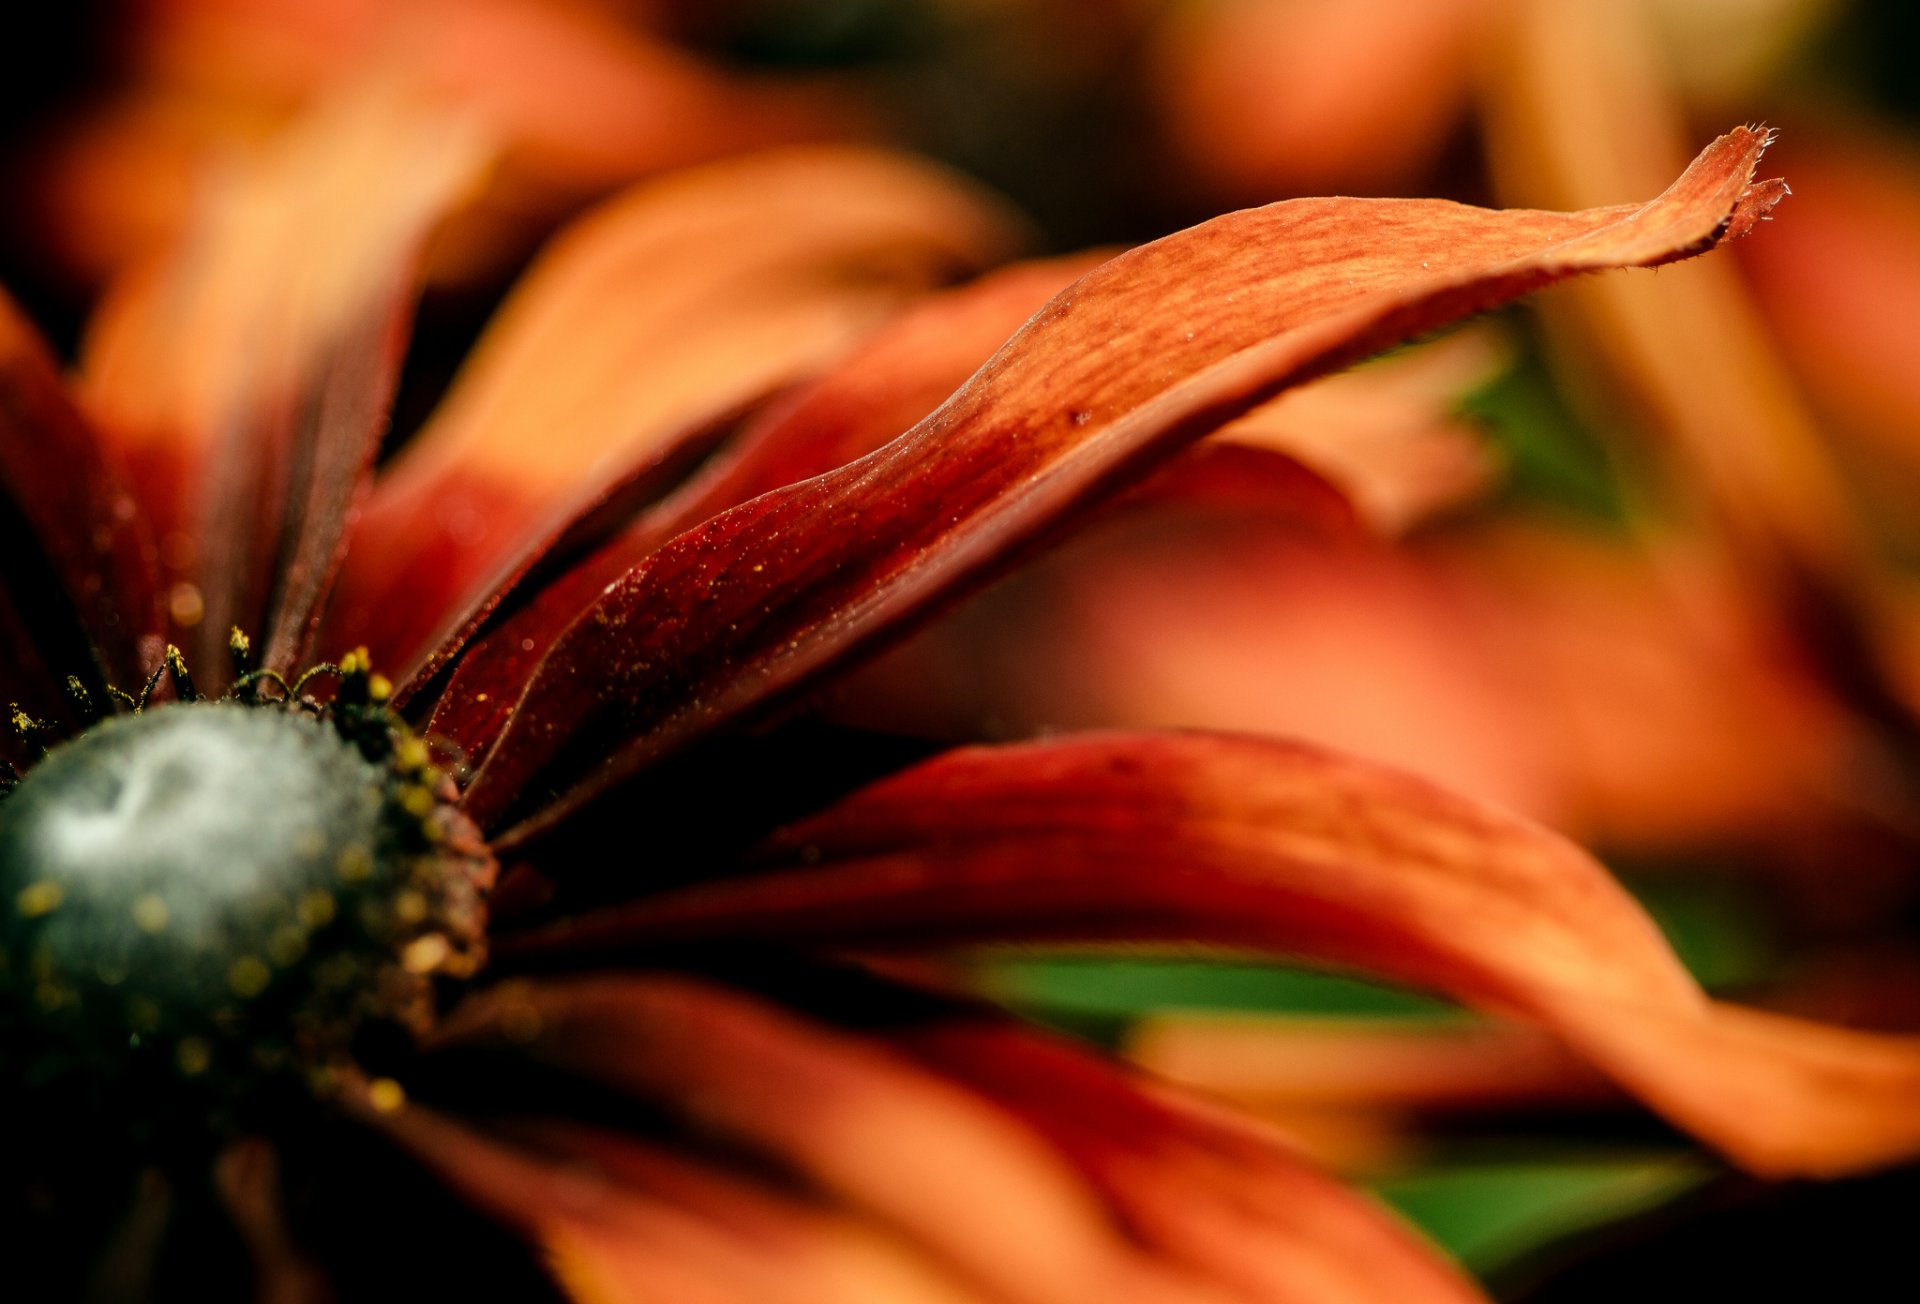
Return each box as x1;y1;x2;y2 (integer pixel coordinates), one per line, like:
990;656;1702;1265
500;729;1920;1178
0;290;164;689
76;83;485;681
324;147;1026;687
427;256;1093;762
464;126;1786;842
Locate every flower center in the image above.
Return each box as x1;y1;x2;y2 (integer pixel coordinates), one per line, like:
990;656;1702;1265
0;687;492;1136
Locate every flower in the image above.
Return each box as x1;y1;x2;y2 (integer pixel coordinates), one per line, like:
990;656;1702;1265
1;81;1913;1303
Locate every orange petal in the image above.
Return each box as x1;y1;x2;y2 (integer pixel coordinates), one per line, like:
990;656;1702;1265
1483;0;1867;599
466;126;1786;841
837;514;1851;851
425;254;1097;759
430;975;1192;1304
500;731;1920;1177
1128;1015;1617;1121
896;1019;1487;1303
324;145;1025;686
1737;124;1920;481
1208;326;1505;534
32;0;871;288
355;1102;998;1304
76;76;488;677
1150;0;1495;201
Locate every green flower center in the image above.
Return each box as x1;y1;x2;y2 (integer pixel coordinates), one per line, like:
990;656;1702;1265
0;696;492;1136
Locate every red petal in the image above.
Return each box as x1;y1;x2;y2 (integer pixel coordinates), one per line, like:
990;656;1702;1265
0;291;164;689
894;1019;1487;1304
76;80;486;679
429;975;1195;1304
500;730;1920;1177
464;126;1786;842
356;1103;999;1304
325;147;1025;687
426;256;1093;761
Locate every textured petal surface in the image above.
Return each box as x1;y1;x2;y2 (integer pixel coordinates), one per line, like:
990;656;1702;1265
501;731;1920;1178
326;146;1025;687
428;256;1094;761
466;127;1785;840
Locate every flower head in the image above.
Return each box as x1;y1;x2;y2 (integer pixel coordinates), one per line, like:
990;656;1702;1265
1;85;1911;1303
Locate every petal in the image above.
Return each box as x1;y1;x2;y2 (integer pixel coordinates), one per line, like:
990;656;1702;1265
1737;125;1920;481
429;975;1195;1304
1149;0;1492;200
1127;1015;1615;1117
1207;326;1504;534
893;1018;1488;1304
76;77;488;679
325;146;1025;687
466;126;1786;841
355;1104;996;1304
499;730;1920;1177
1484;0;1875;641
426;255;1095;760
0;291;164;689
31;0;870;289
831;513;1852;851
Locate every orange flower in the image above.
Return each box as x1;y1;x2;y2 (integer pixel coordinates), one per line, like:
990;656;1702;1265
3;84;1913;1302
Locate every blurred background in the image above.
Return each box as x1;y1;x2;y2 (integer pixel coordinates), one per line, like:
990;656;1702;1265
6;0;1920;1294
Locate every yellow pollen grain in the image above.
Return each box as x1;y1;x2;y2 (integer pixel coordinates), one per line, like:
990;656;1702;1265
399;785;436;819
368;674;393;702
176;1037;212;1076
395;737;431;772
337;846;373;883
16;881;64;918
367;1077;406;1113
401;934;450;974
132;893;170;934
298;890;338;929
227;955;271;999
